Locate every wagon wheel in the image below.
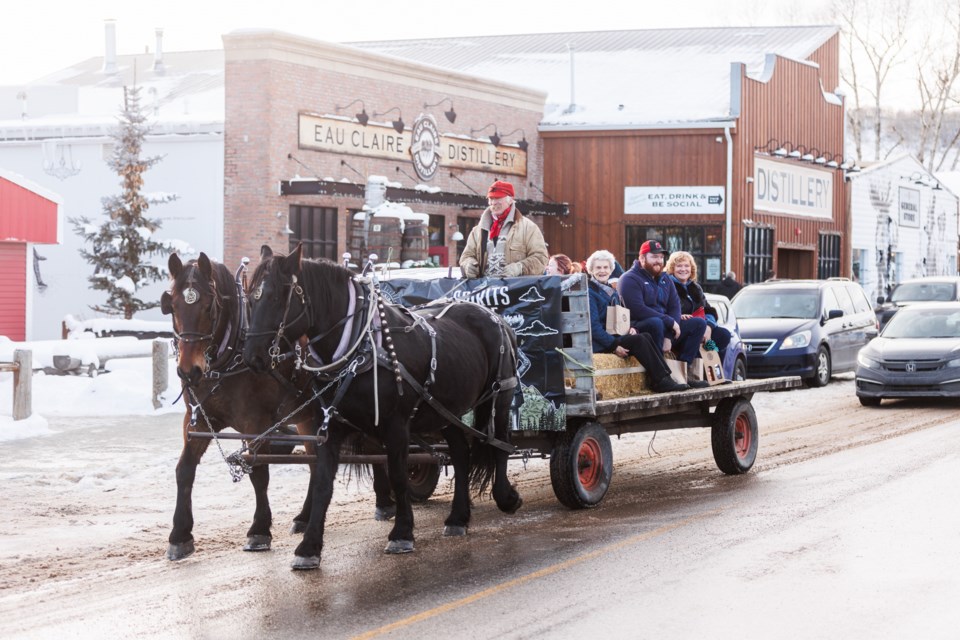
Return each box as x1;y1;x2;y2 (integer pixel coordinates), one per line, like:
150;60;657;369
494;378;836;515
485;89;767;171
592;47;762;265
407;462;441;503
549;421;613;509
711;398;759;475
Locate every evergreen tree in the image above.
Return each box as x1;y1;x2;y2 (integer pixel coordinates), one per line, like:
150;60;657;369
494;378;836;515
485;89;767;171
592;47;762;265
70;85;177;319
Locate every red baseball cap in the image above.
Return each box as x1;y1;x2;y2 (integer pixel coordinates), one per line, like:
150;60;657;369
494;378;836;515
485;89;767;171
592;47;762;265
639;239;668;255
487;180;515;199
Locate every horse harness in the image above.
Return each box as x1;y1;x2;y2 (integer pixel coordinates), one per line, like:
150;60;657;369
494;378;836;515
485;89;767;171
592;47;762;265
259;272;518;454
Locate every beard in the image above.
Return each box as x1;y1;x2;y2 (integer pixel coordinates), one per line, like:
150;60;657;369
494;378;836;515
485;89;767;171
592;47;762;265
642;261;662;277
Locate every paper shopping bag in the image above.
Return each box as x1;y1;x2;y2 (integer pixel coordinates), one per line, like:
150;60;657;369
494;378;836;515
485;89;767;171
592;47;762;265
605;301;631;335
699;347;725;385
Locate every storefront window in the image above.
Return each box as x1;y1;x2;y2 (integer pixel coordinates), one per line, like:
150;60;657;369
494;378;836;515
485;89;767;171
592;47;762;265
625;225;723;285
428;214;445;246
289;205;338;261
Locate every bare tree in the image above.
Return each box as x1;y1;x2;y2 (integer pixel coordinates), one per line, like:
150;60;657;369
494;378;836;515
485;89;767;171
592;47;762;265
834;0;913;162
915;1;960;171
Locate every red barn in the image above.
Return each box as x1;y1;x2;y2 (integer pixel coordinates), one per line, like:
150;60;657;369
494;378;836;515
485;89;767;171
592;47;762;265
0;170;60;340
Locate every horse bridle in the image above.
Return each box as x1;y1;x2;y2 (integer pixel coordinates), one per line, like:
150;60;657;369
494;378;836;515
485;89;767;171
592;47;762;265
172;266;234;373
247;271;312;369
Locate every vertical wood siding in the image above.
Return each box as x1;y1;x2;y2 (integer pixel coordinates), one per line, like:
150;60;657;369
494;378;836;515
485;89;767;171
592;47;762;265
0;243;27;341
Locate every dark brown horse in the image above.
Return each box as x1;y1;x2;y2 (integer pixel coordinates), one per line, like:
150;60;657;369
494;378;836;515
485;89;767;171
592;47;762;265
161;252;396;560
243;245;523;570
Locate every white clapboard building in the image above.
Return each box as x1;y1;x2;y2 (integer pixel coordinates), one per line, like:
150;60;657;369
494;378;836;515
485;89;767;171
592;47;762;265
849;154;959;304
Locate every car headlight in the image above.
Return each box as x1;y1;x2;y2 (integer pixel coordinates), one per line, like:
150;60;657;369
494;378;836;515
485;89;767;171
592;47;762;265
781;330;811;350
947;357;960;368
858;351;880;369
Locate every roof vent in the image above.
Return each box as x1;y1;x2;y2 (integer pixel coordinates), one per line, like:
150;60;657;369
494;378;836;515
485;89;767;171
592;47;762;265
102;19;118;75
153;28;165;75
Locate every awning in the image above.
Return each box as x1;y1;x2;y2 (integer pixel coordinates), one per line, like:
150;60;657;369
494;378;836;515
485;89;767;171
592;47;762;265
279;179;569;217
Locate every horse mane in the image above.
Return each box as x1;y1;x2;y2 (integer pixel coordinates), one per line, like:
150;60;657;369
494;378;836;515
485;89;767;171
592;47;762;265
249;251;352;313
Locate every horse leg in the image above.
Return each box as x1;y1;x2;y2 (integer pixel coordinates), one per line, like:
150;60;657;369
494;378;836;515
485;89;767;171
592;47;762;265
490;393;523;514
291;426;343;570
243;459;274;552
383;419;415;554
291;428;315;535
440;426;471;536
167;414;211;560
373;463;396;521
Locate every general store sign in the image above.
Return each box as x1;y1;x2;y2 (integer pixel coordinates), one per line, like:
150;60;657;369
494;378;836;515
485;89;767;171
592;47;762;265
298;113;526;178
624;186;725;214
753;156;833;219
899;187;920;228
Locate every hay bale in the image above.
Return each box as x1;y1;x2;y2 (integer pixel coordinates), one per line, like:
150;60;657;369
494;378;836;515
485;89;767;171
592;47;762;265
592;353;652;400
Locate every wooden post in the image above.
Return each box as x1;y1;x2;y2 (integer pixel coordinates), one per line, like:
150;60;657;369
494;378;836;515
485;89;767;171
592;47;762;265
13;349;32;421
152;339;169;410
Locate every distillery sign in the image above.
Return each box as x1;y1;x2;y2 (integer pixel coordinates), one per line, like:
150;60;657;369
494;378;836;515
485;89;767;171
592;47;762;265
753;156;833;219
298;113;527;179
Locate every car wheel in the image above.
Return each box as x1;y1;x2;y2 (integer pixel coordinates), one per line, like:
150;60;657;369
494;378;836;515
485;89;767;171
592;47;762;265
858;395;882;407
808;346;831;387
733;357;747;381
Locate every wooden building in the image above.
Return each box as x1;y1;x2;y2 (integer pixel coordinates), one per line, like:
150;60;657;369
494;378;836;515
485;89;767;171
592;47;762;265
358;26;850;287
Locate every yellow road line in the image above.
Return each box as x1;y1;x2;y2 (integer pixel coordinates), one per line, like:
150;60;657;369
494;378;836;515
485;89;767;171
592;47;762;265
351;510;719;639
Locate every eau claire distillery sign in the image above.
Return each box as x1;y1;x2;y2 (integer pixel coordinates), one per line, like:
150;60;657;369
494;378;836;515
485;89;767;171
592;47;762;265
298;112;527;181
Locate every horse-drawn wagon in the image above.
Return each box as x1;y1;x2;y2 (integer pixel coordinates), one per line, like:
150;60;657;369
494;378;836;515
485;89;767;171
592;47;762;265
164;249;800;568
379;270;801;509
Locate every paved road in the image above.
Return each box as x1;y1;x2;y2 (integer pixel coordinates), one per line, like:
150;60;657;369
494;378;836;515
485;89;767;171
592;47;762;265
3;377;959;639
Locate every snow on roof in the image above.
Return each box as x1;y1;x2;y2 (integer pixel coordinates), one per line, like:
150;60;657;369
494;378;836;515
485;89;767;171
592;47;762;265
351;25;839;127
0;50;224;134
0;25;838;133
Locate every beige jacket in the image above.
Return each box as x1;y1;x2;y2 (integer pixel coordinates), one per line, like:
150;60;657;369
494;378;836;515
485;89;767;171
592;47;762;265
459;206;549;278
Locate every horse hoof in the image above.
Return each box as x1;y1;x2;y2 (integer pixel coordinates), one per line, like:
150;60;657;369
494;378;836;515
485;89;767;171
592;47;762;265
374;505;396;521
167;540;195;561
291;555;320;570
502;496;523;515
384;539;415;554
243;535;272;552
290;521;307;535
442;525;467;537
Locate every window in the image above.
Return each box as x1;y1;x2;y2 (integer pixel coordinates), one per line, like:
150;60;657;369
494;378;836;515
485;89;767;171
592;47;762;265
832;285;856;316
624;225;724;284
289;205;337;260
846;283;873;314
743;227;773;285
818;233;842;279
428;214;445;247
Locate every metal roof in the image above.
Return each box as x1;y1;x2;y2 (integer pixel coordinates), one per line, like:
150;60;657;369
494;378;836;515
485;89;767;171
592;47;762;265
351;25;839;127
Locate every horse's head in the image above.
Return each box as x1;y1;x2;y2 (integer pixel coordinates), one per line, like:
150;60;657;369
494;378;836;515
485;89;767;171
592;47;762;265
243;244;309;373
162;252;229;385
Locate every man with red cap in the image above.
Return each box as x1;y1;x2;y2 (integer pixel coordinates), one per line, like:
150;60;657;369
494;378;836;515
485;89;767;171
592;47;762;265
618;239;708;387
459;180;548;278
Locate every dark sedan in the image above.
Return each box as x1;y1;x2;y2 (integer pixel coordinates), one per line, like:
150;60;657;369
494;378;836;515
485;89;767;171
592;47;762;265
874;276;960;330
855;302;960;406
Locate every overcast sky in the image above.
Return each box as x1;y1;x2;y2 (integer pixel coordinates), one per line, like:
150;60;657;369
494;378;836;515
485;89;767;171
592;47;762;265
1;0;834;85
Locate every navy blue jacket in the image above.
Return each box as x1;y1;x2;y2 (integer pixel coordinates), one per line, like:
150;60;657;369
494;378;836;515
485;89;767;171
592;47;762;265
588;278;621;353
618;261;681;333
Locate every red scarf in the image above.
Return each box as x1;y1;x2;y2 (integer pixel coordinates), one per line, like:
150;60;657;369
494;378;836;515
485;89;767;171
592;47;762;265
489;207;511;240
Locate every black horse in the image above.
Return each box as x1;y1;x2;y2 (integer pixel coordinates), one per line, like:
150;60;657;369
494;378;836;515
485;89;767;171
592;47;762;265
243;244;523;570
161;252;396;561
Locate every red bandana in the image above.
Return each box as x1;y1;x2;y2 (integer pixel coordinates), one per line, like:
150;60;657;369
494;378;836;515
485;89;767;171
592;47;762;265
489;208;511;240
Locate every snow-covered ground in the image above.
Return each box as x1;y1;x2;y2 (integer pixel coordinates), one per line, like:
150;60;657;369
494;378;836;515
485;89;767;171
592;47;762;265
0;348;180;441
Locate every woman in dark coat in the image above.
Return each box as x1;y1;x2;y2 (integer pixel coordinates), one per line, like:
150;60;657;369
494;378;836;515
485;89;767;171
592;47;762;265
586;250;690;393
664;250;731;359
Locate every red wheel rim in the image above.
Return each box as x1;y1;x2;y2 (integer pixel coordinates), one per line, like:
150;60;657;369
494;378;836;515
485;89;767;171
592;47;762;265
734;413;752;460
577;437;603;490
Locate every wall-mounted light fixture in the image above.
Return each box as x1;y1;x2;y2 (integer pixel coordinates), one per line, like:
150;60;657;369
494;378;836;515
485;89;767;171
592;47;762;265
470;123;500;146
498;128;529;151
373;107;405;134
423;97;457;123
335;98;369;126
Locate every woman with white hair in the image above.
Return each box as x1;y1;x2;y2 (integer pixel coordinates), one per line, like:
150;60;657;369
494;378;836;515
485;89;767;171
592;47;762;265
586;249;688;393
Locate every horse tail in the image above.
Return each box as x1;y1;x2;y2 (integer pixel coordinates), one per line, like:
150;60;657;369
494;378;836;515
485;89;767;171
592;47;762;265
467;425;497;496
468;315;518;496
